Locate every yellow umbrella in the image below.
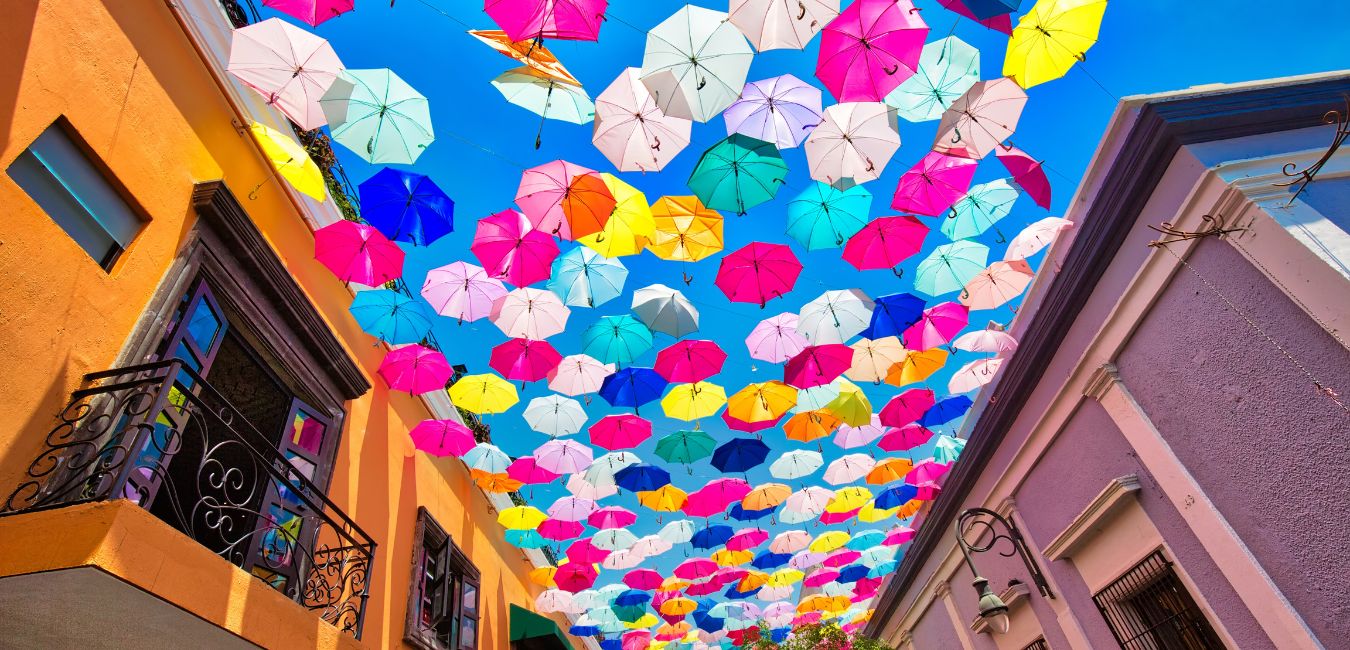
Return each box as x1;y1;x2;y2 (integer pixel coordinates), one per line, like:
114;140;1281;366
1003;0;1108;89
625;613;659;629
578;173;654;258
742;482;792;510
845;336;908;384
824;380;872;426
711;548;752;567
866;458;915;485
660;597;698;616
858;501;901;523
885;348;949;388
768;568;804;587
784;410;842;443
660;381;727;421
726;381;798;423
528;566;557;588
657;622;692;639
249;122;326;202
497;505;547;530
809;530;851;553
448;372;520;414
638;484;689;512
648;196;725;263
826;487;872;513
737;571;769;592
660;576;691;591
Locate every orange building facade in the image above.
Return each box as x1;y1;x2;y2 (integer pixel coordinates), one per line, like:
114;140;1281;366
0;1;577;648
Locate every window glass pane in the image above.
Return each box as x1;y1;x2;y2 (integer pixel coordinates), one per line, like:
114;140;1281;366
259;504;302;569
185;300;222;351
28;125;142;246
8;149;118;265
251;566;289;591
458;617;475;650
290;409;326;455
461;582;477;616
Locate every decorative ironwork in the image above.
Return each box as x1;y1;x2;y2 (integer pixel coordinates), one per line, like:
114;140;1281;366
2;361;375;639
1275;97;1350;205
1092;551;1224;650
1146;214;1244;249
954;507;1054;599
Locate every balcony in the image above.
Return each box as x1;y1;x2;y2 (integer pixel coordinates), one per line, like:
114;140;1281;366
1;360;374;642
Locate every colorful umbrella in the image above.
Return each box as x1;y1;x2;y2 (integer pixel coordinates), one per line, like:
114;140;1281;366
614;463;672;493
890;151;979;216
250;122;327;202
824;380;873;426
722;74;824;150
448;373;520;414
997;146;1054;210
554;562;598;593
862;292;927;339
655;429;717;464
949;357;1004;394
548;354;615;396
639;5;754;123
1005;216;1073;260
942;178;1020;241
784;410;842;443
654;340;727;383
485;0;608;42
769;450;824;480
688;134;789;215
349;289;434;345
582;315;654;365
661;382;727;421
797;289;875;344
463;442;512;474
491;66;595;148
262;0;355;26
879;388;936;427
315;221;404;287
408;418;477;457
815;0;928;102
515;160;614;240
804;102;901;185
866;458;914;485
952;326;1019;354
489;337;563;383
359;168;454;246
522;394;587;438
786;182;872;251
320;68;434;165
589;413;654;451
834;414;888;449
1004;0;1107;89
472;209;560;287
548;246;628;308
961;259;1035;309
598;367;668;410
632;284;699;338
727;0;839;51
638;484;689;512
490;287;571;339
726;381;798;423
712;438;772;473
845;336;907;384
468;29;581;85
499;505;549;530
823;454;875;485
785;345;854;389
745;313;810;364
227;18;343;130
508;457;562;485
715;242;802;307
593;68;692;172
919;395;973;427
378;345;451;394
842;215;929;275
536;438;595;474
648;196;725;266
941;0;1015;32
933;78;1028;160
885;347;948;387
933;434;968;463
577;173;654;259
903;302;969;350
915;240;990;297
884;36;980;123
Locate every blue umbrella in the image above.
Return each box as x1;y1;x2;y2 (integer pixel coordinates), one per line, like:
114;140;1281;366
582;315;654;365
920;395;974;427
614;589;650;607
711;438;771;473
598;367;667;410
964;0;1022;20
599;641;622;650
504;529;547;549
729;504;776;522
837;564;869;583
875;484;919;509
868;561;899;578
548;247;629;308
862;292;926;339
846;530;887;550
692;599;725;631
723;585;759;600
786;181;872;250
358;167;454;246
571;625;601;637
751;551;791;570
770;628;790;643
348;289;434;344
614;463;672;492
692;524;735;550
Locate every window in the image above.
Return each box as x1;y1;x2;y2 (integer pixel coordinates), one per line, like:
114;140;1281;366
407;507;481;650
1022;638;1050;650
1092;551;1225;650
7;119;144;270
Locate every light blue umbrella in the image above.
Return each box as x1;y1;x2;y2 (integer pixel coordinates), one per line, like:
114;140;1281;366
884;36;981;123
933;434;968;463
547;247;628;308
914;240;989;297
320;68;434;164
348;289;434;344
785;182;872;251
941;178;1020;241
845;530;887;551
582;315;653;365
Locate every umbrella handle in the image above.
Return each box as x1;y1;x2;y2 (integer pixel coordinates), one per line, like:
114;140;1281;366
1074;51;1087;63
883;64;899;76
892;267;904;279
682;271;694;285
994;228;1007;244
652;135;661;152
960;288;970;301
797;2;807;20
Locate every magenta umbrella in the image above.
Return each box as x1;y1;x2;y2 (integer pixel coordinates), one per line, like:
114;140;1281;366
722;410;783;434
842;215;929;275
408;419;477;457
997;146;1053;210
746;313;810;364
515;160;613;240
624;568;664;591
903;302;969;350
722;74;824;150
377;345;450;394
879;388;935;427
890;151;978;216
804;568;840;588
589;413;653;451
784;344;853;389
314;220;404;286
815;0;928;102
879;423;934;452
554;562;599;593
715;242;803;307
938;0;1013;35
538;518;585;541
588;506;637;529
674;558;718;581
567;538;612;564
489;338;563;382
726;528;769;551
905;459;952;484
508;456;562;484
470;209;560;287
654;340;727;383
485;0;607;42
262;0;354;26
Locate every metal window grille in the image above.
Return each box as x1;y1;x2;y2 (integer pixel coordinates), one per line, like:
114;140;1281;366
1092;551;1225;650
1021;638;1050;650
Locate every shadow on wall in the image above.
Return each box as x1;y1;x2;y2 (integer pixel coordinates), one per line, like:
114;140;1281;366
0;0;38;148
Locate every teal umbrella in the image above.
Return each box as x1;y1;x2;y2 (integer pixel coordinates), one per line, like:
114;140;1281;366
654;429;717;464
687;134;788;215
320;68;434;164
581;315;653;365
941;178;1020;241
933;434;967;463
490;66;595;149
884;36;981;123
915;240;989;297
786;181;872;251
348;289;434;345
547;247;628;308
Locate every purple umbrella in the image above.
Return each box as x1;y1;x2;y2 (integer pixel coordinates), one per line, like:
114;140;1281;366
722;74;824;150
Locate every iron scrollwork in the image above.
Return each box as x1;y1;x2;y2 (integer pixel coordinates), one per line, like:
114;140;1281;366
1275;97;1350;205
955;507;1055;599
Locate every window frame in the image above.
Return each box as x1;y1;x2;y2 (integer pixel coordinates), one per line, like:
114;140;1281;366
1092;550;1225;650
406;507;482;650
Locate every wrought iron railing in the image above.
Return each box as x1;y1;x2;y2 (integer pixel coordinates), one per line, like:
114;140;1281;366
1;360;375;639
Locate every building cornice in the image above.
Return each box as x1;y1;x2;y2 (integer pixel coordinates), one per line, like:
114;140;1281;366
1042;474;1142;561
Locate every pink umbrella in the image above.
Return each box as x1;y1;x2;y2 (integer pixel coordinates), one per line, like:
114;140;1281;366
818;508;860;525
879;423;934;452
933;78;1028;161
593;68;692;172
548;353;615;396
726;528;769;551
654;340;727;383
622;631;652;650
961;259;1035;310
1004;217;1073;261
470;209;560;287
378;345;450;394
842;215;929;275
815;0;928;102
554;562;599;593
674;558;719;581
833;414;889;449
508;456;563;484
684;579;720;596
491;287;571;340
997;146;1053;210
625;568;665;591
486;0;607;42
535;439;594;475
784;344;853;389
804;568;839;588
515;160;615;240
890;151;979;217
567;538;611;564
548;496;597;522
489;338;563;382
770;531;811;554
226;18;344;130
723;410;784;435
589;506;637;529
938;0;1013;35
949;357;1003;394
408;419;477;457
537;518;585;541
314;220;405;285
684;478;752;517
883;526;916;545
879;388;936;427
903;302;969;350
261;0;354;26
914;479;942;500
716;242;803;307
951;327;1019;354
421;261;508;323
906;459;952;485
745;313;810;364
823;549;861;567
589;414;652;451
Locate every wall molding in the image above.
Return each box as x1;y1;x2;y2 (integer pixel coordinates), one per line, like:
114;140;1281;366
1043;474;1143;561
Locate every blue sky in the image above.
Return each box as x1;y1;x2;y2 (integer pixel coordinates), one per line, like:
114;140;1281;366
255;0;1350;620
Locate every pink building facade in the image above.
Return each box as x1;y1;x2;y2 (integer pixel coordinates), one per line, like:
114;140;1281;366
865;72;1350;650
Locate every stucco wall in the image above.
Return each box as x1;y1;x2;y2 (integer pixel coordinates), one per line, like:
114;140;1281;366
1117;236;1350;645
908;596;964;649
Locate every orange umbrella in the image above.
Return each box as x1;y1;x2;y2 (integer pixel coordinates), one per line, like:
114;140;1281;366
649;196;726;264
737;571;770;592
784;410;842;442
638;485;689;512
742;482;792;510
660;597;698;616
866;458;915;485
472;469;524;493
885;348;949;387
469;30;580;85
895;498;924;519
726;381;798;422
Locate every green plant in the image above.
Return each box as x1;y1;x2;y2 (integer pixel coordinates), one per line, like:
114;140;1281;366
748;622;894;650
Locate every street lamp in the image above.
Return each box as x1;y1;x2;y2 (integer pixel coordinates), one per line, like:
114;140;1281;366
954;507;1054;634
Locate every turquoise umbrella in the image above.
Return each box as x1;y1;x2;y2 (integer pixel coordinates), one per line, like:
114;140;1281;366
654;429;717;464
582;315;654;365
786;181;872;251
547;247;628;308
687;134;788;215
884;36;981;123
933;434;967;463
941;178;1020;241
348;289;434;345
320;68;434;165
915;240;989;297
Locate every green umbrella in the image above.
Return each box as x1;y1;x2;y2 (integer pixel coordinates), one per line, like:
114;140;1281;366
654;429;717;464
320;68;434;165
581;314;653;365
786;181;873;251
941;178;1020;241
687;134;788;215
884;36;981;123
490;66;594;149
915;240;989;297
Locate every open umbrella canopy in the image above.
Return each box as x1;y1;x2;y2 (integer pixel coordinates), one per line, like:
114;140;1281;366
548;246;628;308
314;220;404;285
472;209;561;287
654;429;717;464
786;182;872;251
593;68;692;173
843;215;929;275
942;178;1020;240
798;289;875;345
1005;216;1073;260
548;354;615;396
489;337;563;382
250;122;328;202
639;5;754;123
961;259;1035;309
932;77;1029;160
523;394;587;437
349;288;434;345
746;312;810;363
448;373;520;414
320;68;434;165
915;240;991;297
590;413;654;451
582;315;654;365
715;242;802;307
469;29;580;85
884;36;980;123
598;367;668;409
491;287;571;339
688;134;789;215
1004;0;1108;89
409;419;477;457
890;150;979;216
661;382;727;421
632;284;699;337
379;345;451;394
359;168;454;246
515;160;615;240
491;66;594;148
227;18;343;130
655;340;727;383
815;0;928;102
728;0;840;51
577;174;655;259
648;196;725;264
804;102;901;185
723;74;824;150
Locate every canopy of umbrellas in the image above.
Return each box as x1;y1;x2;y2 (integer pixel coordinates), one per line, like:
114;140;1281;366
229;0;1102;646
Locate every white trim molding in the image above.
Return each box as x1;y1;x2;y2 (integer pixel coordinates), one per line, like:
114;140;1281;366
1043;474;1143;561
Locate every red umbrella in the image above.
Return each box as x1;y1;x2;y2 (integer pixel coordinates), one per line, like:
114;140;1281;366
842;215;929;275
470;209;560;287
489;337;563;382
879;388;936;427
507;456;562;484
589;413;653;450
654;340;727;383
997;146;1052;210
815;0;929;102
715;242;803;307
314;220;404;285
554;562;599;593
784;344;853;389
722;409;783;434
378;345;451;394
408;419;477;457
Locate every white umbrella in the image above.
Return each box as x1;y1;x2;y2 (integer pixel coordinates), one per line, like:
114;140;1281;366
804;102;901;185
769;450;824;480
780;486;835;523
462;443;511;474
547;354;615;396
592;528;639;551
602;548;644;570
640;5;755;123
797;289;875;344
629;535;674;558
523;395;588;438
536;589;575;614
632;284;700;337
951;327;1018;354
659;519;697;544
593;67;692;172
566;472;617;501
884;36;981;123
769;530;811;553
727;0;840;51
548;496;597;522
1005;216;1074;261
932;77;1028;161
823;453;876;485
948;357;1003;394
226;18;344;131
582;451;641;485
491;287;570;339
845;336;907;384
